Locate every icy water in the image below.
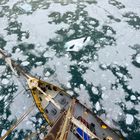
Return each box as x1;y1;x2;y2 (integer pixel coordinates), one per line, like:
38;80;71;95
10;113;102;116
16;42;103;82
0;0;140;139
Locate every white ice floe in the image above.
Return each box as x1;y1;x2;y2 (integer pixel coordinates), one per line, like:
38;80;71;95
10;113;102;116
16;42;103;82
100;63;108;70
1;129;7;137
135;53;140;64
39;133;44;140
80;84;84;89
46;56;73;86
125;101;134;110
45;71;50;77
83;66;116;89
43;50;56;58
65;37;91;52
126;114;134;125
38;118;42;124
74;87;79;93
66;82;71;88
14;132;19;139
77;85;93;109
94;44;101;48
30;117;36;122
21;61;29;66
127;85;132;90
17;3;75;46
26;120;32;126
67;90;74;96
101;86;107;91
1;78;9;85
130;95;137;101
95;102;101;111
116;72;123;78
36;61;43;66
100;88;125;128
0;96;3;101
15;48;20;53
92;86;99;95
123;75;129;82
18;3;32;13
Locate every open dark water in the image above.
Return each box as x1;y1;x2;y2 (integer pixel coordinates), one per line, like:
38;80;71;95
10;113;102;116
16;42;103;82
0;0;140;140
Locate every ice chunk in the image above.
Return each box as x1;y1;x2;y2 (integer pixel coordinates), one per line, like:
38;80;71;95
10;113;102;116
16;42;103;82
36;61;42;66
126;114;134;125
38;118;42;124
1;129;7;137
80;84;84;89
0;66;6;73
14;132;19;138
94;44;100;48
18;3;32;13
15;48;20;53
130;95;136;101
66;82;71;88
74;87;79;92
43;52;49;57
95;102;101;111
116;72;123;78
21;61;29;66
26;120;32;126
0;96;3;101
135;53;140;64
127;85;132;90
92;86;99;95
39;133;44;139
1;78;9;85
133;53;140;68
43;50;56;58
101;86;107;91
100;63;108;70
45;71;50;77
67;90;74;96
30;117;36;123
65;37;91;52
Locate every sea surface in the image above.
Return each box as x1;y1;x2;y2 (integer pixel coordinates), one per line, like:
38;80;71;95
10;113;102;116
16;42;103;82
0;0;140;140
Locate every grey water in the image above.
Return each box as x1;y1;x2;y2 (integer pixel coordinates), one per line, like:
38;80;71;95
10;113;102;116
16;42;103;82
0;0;140;139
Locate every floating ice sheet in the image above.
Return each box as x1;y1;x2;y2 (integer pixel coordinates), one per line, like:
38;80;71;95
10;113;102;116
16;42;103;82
65;37;91;52
126;114;134;125
17;3;32;13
